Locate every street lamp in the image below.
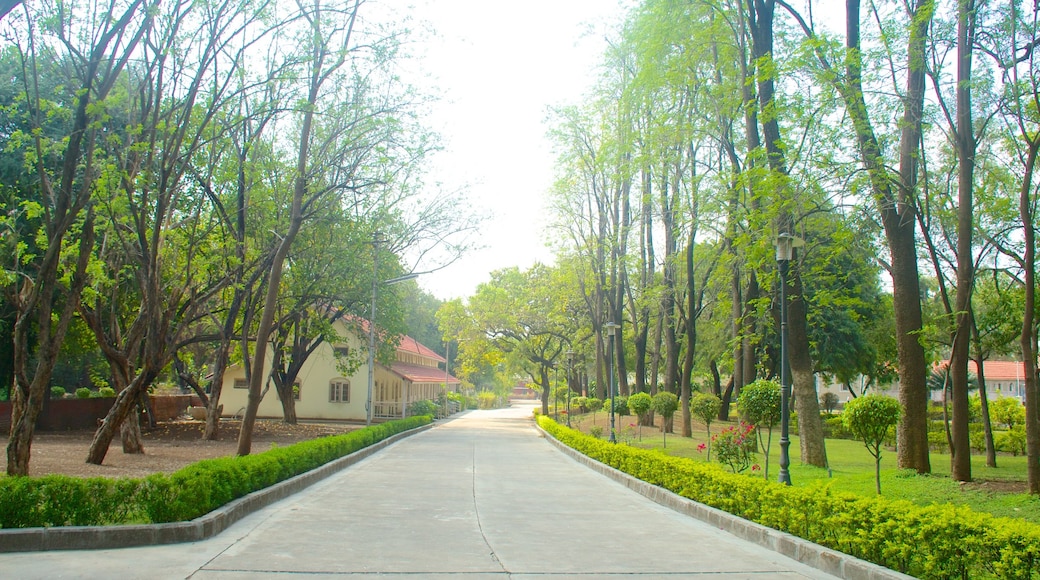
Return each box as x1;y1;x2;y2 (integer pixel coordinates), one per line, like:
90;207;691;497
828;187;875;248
553;363;560;421
366;235;418;427
566;350;574;428
605;321;619;444
775;232;803;485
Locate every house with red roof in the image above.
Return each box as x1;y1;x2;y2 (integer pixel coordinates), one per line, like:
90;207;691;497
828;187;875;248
218;318;462;422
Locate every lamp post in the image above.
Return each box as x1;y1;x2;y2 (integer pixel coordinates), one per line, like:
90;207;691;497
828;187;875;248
365;237;418;427
775;232;802;486
553;363;559;421
605;321;619;443
566;350;574;427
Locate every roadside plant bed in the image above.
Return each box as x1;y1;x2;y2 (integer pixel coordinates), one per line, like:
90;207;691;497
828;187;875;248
538;416;1040;580
0;416;431;528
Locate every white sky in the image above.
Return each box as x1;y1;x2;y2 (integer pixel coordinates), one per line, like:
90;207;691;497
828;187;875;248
389;0;633;300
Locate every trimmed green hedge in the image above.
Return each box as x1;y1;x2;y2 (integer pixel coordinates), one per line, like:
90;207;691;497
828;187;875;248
538;416;1040;580
0;416;431;528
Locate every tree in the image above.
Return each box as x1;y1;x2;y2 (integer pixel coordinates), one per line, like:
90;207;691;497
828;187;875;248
3;0;152;475
820;392;839;415
783;0;936;474
690;392;722;459
842;394;901;495
650;391;678;448
738;379;781;480
628;392;652;441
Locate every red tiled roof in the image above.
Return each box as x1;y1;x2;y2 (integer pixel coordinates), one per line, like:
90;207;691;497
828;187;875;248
936;360;1031;382
342;316;445;363
389;361;460;385
396;334;445;363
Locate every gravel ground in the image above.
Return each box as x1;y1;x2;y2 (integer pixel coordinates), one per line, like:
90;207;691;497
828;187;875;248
21;419;359;478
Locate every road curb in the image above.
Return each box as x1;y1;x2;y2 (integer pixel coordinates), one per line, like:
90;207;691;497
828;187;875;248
536;424;913;580
0;423;434;553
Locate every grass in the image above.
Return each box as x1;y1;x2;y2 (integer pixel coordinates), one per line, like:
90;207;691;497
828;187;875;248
563;410;1040;524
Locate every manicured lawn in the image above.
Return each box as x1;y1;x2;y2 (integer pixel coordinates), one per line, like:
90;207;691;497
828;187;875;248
563;410;1040;524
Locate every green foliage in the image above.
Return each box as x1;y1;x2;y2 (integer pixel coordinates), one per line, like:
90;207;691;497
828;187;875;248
75;388;91;399
0;417;430;528
997;426;1027;456
737;379;781;428
613;395;629;416
651;391;679;419
98;387;116;398
50;386;66;399
538;416;1040;580
586;397;603;413
409;399;438;417
628;392;652;421
990;397;1025;430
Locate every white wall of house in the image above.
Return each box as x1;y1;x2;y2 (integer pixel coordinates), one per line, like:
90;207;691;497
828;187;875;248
218;320;448;422
219;324;372;421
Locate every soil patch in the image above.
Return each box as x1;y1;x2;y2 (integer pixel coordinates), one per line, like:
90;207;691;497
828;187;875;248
24;419;359;479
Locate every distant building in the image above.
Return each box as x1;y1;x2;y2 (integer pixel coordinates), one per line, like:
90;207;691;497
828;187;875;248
816;359;1033;406
219;318;461;422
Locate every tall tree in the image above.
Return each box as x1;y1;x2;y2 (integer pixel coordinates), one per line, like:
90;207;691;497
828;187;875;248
783;0;936;473
2;0;151;475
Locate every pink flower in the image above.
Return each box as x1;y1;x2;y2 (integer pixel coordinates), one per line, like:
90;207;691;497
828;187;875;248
751;464;761;472
697;443;707;453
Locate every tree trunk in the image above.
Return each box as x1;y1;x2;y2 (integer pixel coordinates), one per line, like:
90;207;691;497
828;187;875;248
788;265;827;467
948;0;977;484
1020;142;1040;494
87;370;157;465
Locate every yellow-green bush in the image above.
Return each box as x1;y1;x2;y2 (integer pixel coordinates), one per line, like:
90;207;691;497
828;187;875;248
538;415;1040;580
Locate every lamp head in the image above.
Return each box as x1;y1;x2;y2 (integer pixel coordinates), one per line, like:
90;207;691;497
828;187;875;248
605;321;619;337
775;233;804;262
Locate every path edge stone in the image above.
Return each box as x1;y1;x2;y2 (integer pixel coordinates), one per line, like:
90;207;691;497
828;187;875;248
536;423;913;580
0;423;434;553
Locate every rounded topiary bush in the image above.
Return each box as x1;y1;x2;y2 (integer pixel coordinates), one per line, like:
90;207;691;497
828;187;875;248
75;387;92;399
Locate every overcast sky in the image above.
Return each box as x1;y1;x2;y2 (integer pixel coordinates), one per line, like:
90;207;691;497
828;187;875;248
389;0;633;300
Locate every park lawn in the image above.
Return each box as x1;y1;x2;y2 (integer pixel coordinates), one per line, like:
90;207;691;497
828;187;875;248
564;411;1040;524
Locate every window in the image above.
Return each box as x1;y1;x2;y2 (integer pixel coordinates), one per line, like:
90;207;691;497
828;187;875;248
234;379;248;389
329;379;350;403
334;346;350;358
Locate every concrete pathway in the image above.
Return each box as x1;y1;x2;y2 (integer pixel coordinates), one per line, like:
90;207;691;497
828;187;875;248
0;402;840;579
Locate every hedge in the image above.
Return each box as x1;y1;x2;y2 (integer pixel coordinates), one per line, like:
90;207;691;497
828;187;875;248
0;416;431;528
538;415;1040;580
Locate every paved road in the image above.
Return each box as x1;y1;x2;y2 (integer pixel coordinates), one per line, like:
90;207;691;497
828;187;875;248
0;402;838;579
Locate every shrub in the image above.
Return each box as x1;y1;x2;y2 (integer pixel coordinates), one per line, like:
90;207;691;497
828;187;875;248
536;415;1040;580
628;392;653;435
997;426;1027;456
50;386;67;399
477;392;498;409
75;388;92;399
409;399;438;417
98;387;116;398
712;423;757;473
991;397;1026;430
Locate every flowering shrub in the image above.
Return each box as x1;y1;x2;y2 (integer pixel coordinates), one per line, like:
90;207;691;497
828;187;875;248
712;423;757;473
